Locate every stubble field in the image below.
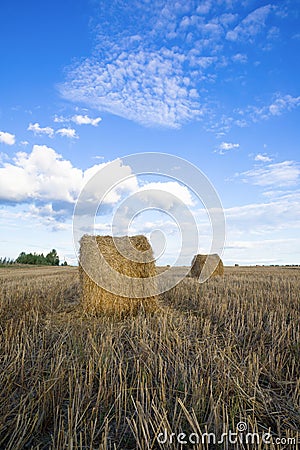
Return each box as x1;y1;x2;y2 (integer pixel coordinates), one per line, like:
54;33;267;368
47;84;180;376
0;265;299;449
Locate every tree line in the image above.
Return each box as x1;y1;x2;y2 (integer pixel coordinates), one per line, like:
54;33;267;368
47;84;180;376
0;249;68;266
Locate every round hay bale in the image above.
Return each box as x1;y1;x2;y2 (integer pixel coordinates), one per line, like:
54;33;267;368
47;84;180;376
190;253;224;279
79;235;158;317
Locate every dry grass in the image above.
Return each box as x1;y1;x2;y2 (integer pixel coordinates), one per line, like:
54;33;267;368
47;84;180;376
0;265;299;449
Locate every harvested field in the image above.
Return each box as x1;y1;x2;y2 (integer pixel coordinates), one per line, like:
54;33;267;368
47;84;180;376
0;265;299;449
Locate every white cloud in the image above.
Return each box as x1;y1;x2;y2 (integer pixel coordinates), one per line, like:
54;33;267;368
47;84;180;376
0;145;82;202
226;5;273;42
212;93;300;133
27;122;54;137
218;141;239;154
54;114;102;127
232;53;248;63
58;1;290;129
239;94;300;123
0;131;15;145
56;128;78;138
20;141;29;146
241;160;300;187
223;191;300;263
268;94;300;116
138;181;194;208
0;146;138;207
53;115;67;123
254;153;272;162
71;114;102;126
196;1;212;15
60;49;203;129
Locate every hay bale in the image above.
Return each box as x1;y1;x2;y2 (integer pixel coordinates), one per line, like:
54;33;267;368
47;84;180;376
190;254;224;280
79;235;158;316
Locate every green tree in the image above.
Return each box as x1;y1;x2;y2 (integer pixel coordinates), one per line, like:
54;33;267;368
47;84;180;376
46;249;59;266
16;249;59;265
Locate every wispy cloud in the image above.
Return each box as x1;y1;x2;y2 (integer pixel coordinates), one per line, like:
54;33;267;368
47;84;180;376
210;93;300;134
240;94;300;123
226;5;274;42
240;160;300;187
27;122;54;137
268;94;300;116
0;131;16;146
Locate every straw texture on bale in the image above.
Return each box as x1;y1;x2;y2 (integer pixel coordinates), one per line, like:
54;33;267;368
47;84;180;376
79;235;158;316
190;254;224;279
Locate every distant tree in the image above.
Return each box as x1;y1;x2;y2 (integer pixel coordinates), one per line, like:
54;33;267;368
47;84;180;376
16;249;60;266
0;256;15;265
46;249;59;266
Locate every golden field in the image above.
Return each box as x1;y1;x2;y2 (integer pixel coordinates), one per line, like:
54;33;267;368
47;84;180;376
0;265;299;449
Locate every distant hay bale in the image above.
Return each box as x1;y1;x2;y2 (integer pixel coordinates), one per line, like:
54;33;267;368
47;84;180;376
79;235;158;316
190;254;224;280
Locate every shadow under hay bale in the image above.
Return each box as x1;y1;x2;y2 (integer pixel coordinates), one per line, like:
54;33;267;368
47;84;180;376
79;235;158;317
190;254;224;280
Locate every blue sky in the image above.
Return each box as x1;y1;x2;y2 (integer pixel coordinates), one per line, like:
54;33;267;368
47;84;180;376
0;0;299;265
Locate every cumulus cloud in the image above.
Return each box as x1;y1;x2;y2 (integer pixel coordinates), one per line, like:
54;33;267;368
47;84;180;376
240;160;300;187
27;122;54;137
71;115;102;126
0;145;82;203
254;153;272;162
56;128;78;138
0;147;195;220
0;146;139;209
53;115;67;123
218;141;240;154
54;114;102;127
0;131;16;146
